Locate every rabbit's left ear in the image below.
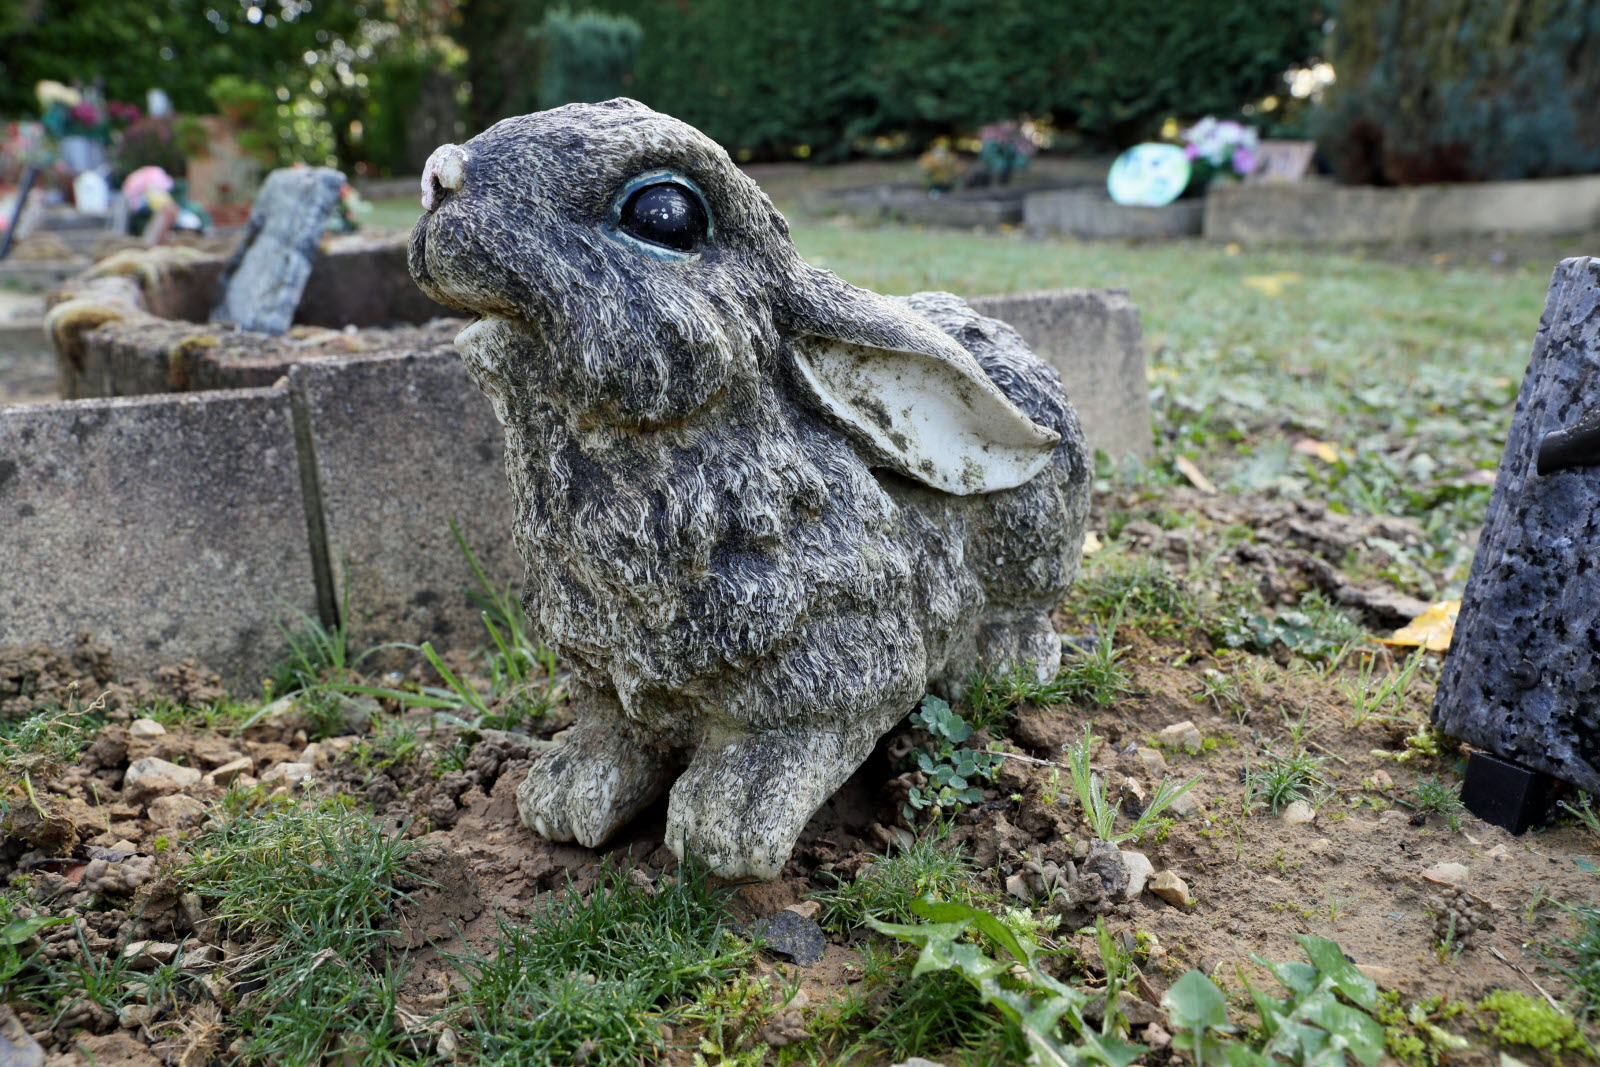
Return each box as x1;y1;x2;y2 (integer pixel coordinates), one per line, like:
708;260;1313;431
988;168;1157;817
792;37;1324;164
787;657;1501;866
786;269;1058;495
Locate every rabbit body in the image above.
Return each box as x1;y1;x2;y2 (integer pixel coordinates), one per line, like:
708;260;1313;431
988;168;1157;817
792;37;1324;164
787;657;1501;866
410;100;1090;878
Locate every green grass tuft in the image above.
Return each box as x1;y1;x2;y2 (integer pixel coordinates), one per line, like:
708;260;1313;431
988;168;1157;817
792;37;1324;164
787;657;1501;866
447;861;751;1065
813;831;985;932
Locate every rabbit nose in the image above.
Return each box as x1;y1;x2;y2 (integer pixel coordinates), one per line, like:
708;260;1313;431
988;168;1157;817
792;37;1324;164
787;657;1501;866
421;143;469;211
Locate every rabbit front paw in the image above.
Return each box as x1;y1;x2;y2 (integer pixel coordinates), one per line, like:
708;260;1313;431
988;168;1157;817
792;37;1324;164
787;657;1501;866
665;727;876;880
515;720;673;848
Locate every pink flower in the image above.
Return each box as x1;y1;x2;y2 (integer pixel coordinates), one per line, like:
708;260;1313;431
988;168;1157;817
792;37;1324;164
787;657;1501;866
1184;143;1199;160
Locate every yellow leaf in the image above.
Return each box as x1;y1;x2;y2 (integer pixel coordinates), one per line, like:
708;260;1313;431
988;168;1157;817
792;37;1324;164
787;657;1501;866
1383;601;1460;652
1292;437;1342;463
1082;530;1104;555
1241;271;1302;297
1174;455;1217;494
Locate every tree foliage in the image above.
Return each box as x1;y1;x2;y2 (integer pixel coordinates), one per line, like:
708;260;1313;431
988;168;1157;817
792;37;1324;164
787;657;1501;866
463;0;1324;158
1317;0;1600;184
0;0;461;174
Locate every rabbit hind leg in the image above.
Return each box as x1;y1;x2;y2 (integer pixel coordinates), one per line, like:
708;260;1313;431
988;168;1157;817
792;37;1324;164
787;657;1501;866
973;610;1062;685
515;686;675;849
665;725;877;880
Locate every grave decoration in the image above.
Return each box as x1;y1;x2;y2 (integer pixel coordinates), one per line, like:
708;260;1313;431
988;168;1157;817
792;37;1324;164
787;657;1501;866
211;166;345;335
408;98;1092;880
1106;143;1190;207
1433;257;1600;832
1178;116;1259;191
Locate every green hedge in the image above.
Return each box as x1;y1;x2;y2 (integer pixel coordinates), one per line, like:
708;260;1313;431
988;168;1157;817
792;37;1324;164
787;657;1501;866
464;0;1324;155
1318;0;1600;184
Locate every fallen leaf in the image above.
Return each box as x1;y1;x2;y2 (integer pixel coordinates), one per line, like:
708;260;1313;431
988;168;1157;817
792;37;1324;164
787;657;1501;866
1174;455;1217;494
1083;531;1104;555
1292;437;1342;463
1241;271;1302;297
1383;600;1459;652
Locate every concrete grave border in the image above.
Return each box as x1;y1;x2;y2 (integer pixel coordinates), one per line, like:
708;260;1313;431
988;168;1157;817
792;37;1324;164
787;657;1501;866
1203;174;1600;245
4;275;1152;689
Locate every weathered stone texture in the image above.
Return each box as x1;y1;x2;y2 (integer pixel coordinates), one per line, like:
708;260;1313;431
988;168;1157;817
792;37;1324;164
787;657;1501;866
1024;190;1203;240
211;167;346;335
0;388;319;687
287;350;516;651
969;289;1153;462
1433;257;1600;793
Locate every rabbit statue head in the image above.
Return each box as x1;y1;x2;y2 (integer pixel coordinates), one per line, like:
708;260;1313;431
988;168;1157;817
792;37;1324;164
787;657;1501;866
411;99;1090;879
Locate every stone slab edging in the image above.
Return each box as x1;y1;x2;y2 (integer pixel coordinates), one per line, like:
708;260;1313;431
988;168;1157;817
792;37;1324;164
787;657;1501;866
1204;174;1600;244
6;287;1152;689
0;386;320;688
1023;191;1204;240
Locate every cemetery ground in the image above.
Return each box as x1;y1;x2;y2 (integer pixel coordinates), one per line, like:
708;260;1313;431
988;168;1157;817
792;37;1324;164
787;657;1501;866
5;200;1600;1065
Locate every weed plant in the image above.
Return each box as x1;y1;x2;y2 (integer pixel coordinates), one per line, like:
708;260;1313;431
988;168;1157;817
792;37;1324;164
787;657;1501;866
447;861;750;1065
1341;648;1429;727
902;696;1004;819
1245;746;1330;814
1063;724;1199;845
1221;590;1364;665
1403;776;1465;830
813;830;984;931
871;899;1141;1065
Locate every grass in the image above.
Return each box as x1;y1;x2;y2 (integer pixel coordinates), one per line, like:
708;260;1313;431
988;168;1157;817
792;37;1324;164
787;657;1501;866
447;861;751;1065
184;797;429;1063
812;830;985;932
783;221;1546;598
1403;775;1466;830
1246;745;1331;814
1063;723;1199;845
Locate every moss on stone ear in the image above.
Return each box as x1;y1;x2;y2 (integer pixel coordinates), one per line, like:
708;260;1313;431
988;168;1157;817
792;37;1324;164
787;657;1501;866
1476;990;1593;1060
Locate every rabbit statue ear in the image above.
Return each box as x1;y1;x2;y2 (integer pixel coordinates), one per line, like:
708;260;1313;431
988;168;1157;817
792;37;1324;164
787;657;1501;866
787;270;1059;495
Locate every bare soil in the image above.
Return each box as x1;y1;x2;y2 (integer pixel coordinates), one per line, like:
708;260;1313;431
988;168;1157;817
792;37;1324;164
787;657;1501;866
3;484;1598;1065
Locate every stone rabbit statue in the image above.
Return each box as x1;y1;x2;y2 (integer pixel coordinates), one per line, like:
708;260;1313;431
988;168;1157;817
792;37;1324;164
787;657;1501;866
409;99;1091;879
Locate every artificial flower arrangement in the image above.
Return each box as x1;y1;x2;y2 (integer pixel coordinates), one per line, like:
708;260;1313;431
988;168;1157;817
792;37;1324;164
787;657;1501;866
1179;116;1258;189
976;120;1038;184
36;81;141;146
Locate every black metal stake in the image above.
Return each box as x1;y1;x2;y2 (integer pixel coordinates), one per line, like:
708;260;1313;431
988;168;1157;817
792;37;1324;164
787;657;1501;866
1460;750;1561;834
0;165;41;262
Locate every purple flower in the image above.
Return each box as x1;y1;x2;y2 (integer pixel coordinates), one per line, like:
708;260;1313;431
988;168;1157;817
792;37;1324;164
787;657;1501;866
1232;147;1256;176
1184;143;1199;160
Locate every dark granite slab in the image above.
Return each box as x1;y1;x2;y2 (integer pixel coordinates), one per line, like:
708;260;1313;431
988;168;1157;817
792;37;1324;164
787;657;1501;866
1433;257;1600;793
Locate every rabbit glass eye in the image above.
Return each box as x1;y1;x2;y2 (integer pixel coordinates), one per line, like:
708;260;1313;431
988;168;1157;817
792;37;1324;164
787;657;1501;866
604;171;713;258
619;182;708;253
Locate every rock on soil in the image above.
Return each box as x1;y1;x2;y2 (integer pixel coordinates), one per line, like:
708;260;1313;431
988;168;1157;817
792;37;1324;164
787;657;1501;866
1281;800;1316;825
123;757;200;789
0;1004;44;1067
1149;871;1193;907
744;911;827;966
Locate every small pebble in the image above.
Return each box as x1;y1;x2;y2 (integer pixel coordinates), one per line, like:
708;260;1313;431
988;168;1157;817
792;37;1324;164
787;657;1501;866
1148;871;1193;906
1422;861;1469;886
1281;800;1315;825
125;757;201;789
128;718;167;739
1156;721;1203;754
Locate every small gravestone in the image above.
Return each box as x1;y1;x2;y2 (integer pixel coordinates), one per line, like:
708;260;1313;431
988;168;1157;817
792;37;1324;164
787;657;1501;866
211;167;345;335
1433;257;1600;822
